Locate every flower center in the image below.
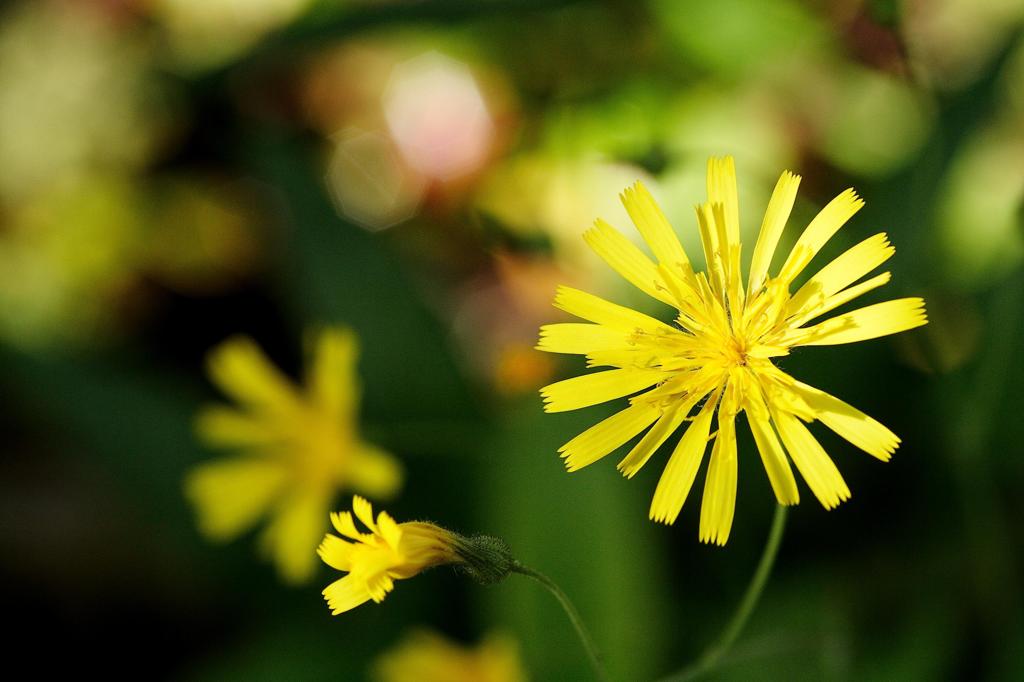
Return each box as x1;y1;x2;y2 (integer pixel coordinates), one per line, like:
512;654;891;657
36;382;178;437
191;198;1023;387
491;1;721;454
292;410;351;487
721;335;750;368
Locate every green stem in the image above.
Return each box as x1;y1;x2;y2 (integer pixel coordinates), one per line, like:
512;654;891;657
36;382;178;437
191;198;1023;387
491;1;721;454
662;504;788;682
511;563;610;682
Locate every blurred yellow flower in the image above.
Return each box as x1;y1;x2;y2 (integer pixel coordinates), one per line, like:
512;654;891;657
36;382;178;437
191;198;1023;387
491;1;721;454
538;157;927;544
319;496;458;614
185;328;402;583
374;630;528;682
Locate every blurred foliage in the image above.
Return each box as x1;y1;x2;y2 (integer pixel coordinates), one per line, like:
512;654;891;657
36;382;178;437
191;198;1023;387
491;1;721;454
2;0;1023;680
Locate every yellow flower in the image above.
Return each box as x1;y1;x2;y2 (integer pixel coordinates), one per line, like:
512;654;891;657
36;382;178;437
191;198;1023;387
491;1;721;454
538;157;927;545
185;328;402;583
374;630;528;682
319;496;458;614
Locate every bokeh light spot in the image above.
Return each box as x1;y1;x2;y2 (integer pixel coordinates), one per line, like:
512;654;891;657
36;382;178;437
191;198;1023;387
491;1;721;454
326;128;425;231
383;51;495;181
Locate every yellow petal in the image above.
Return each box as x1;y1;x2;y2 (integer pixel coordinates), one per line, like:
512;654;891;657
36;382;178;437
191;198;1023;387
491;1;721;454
206;336;303;415
788;233;894;318
778;188;865;284
750;423;800;506
772;410;850;509
616;402;689;478
194;406;280;448
620;181;690;270
352;495;378;533
649;393;718;524
376;511;403;549
656;262;702;315
554;285;675;335
347;443;403;498
536;323;627;355
748;170;801;293
584;347;668;370
706;156;740;246
330;510;366;540
695;202;725;296
746;390;799;505
184;457;287;540
792;272;891;327
317;533;354;571
323;575;373;615
699;409;738;545
583;219;675;305
308;327;359;420
559;401;661;471
261;489;330;584
791;381;900;461
788;297;928;346
540;367;669;413
366;573;396;603
720;210;745;316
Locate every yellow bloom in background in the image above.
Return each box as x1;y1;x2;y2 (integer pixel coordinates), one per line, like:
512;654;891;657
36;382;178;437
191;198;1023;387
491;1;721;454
538;157;927;544
185;328;402;583
374;630;528;682
319;496;458;614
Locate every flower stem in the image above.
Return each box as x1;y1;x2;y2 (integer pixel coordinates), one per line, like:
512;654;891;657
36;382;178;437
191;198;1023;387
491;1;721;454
511;562;610;682
662;504;788;682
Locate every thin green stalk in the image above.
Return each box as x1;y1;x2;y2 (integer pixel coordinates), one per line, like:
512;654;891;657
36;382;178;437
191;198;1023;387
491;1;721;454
511;562;610;682
662;504;788;682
